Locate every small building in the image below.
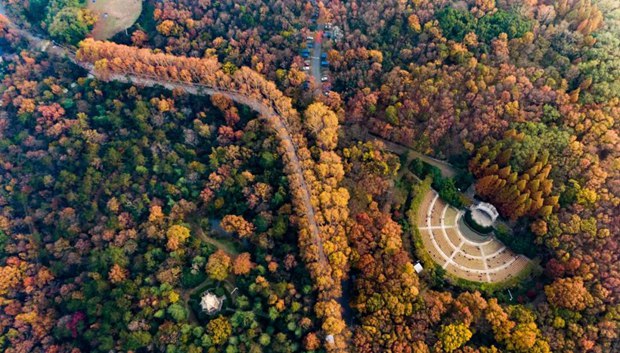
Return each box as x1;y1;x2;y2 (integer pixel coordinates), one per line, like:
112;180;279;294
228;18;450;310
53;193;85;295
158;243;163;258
414;262;424;274
200;291;225;315
325;335;335;345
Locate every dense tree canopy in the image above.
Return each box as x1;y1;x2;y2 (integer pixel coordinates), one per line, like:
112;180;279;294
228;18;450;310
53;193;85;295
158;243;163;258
0;0;618;352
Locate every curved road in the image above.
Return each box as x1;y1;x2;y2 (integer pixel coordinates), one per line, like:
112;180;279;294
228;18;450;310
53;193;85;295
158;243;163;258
1;5;327;265
1;0;342;331
2;7;353;349
105;73;326;265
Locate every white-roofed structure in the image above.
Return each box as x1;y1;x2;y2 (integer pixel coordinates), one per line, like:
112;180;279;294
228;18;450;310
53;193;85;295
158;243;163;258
325;335;335;345
470;202;499;228
200;291;225;315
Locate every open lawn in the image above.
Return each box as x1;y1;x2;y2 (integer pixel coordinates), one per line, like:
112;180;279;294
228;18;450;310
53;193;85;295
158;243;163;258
87;0;142;40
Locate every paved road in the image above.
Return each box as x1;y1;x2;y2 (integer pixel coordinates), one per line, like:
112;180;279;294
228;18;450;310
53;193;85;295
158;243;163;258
1;5;328;264
2;7;354;349
98;71;329;268
1;0;338;308
311;24;323;90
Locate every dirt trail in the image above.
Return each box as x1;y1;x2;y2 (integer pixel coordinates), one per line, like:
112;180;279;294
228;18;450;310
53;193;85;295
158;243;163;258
365;133;457;179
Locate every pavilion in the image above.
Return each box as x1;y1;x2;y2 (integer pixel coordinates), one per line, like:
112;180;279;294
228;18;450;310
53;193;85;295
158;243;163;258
200;291;225;315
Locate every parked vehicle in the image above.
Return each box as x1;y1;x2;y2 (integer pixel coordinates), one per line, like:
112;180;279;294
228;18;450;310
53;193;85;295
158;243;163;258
321;53;327;59
321;76;328;82
321;60;328;66
304;66;310;71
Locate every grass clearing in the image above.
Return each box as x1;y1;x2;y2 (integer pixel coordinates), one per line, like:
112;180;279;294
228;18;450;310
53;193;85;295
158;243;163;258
87;0;142;40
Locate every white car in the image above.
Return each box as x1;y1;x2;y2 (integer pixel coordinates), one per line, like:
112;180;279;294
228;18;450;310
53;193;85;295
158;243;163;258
304;66;310;71
307;36;314;41
321;76;328;82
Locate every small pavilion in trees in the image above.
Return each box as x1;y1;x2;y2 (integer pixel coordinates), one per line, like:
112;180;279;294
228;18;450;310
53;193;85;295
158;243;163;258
200;291;225;315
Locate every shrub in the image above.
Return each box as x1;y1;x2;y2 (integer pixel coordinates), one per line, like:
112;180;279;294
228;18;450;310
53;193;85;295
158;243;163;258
409;158;463;208
494;223;538;258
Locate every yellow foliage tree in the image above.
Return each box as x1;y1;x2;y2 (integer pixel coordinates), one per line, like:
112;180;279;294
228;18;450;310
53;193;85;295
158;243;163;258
207;315;232;345
206;250;232;281
436;323;473;352
304;102;339;150
166;225;191;251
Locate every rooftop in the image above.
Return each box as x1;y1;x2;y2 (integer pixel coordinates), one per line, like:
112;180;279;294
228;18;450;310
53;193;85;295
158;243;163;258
200;291;224;314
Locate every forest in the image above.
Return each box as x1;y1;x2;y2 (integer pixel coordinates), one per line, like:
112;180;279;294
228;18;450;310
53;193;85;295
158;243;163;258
0;0;618;353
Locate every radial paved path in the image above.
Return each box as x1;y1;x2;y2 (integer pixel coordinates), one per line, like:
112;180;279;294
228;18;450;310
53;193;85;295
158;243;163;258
418;190;530;283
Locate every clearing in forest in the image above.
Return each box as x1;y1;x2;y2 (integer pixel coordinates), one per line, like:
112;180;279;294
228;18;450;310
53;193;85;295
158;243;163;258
417;189;531;284
87;0;142;40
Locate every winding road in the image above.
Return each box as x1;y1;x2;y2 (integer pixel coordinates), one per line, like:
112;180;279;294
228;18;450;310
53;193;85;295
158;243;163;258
1;4;327;265
0;5;348;348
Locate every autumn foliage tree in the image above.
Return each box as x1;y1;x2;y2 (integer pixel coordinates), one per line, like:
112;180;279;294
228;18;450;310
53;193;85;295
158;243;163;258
544;276;594;311
207;315;232;345
232;252;254;276
221;214;254;238
108;264;128;284
349;203;420;352
304;102;339;150
469;129;559;220
206;250;232;281
166;224;191;251
436;323;472;352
